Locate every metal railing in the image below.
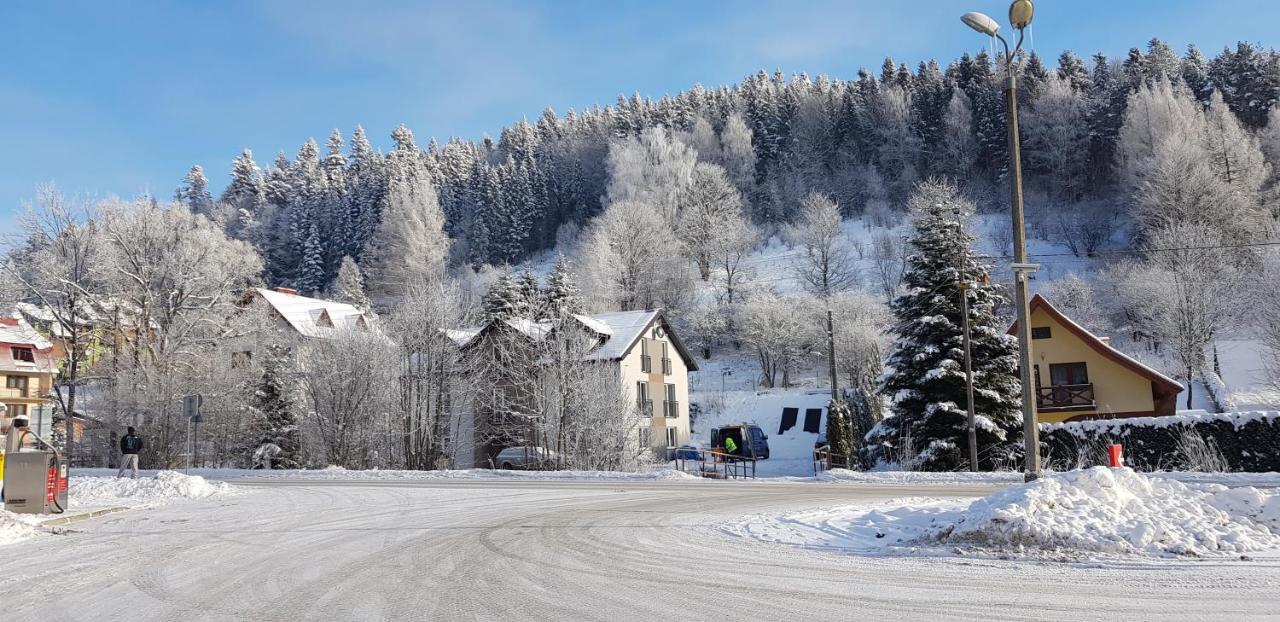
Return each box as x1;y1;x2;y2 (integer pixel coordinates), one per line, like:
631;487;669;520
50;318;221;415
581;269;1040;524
673;448;756;479
1036;383;1095;410
640;355;651;373
663;400;679;418
0;386;32;399
661;358;672;375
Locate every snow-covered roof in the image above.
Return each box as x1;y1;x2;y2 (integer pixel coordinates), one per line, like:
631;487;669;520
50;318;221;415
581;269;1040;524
0;315;57;374
255;288;374;339
580;310;661;361
447;308;698;370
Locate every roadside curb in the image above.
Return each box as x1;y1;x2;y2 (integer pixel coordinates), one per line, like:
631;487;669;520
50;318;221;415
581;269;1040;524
40;506;129;526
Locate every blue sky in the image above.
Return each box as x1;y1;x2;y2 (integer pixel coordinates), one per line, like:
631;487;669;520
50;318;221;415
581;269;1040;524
1;0;1277;233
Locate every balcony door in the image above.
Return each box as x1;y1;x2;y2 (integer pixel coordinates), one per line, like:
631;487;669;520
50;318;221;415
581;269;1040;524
1049;362;1088;386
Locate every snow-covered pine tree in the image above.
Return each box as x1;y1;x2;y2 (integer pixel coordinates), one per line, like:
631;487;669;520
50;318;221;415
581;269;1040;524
329;255;370;310
176;165;215;216
247;345;302;469
516;268;542;318
870;179;1021;471
482;271;525;321
297;219;326;294
544;254;582;317
825;399;853;468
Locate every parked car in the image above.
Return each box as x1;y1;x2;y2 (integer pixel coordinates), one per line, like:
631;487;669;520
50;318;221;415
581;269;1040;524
493;447;558;470
710;423;770;460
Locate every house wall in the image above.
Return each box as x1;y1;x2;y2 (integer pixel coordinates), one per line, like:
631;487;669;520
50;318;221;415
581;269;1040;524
618;320;691;450
1028;307;1157;424
1;371;57;438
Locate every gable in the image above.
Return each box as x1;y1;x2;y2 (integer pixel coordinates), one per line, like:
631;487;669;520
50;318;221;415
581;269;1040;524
1010;295;1182;395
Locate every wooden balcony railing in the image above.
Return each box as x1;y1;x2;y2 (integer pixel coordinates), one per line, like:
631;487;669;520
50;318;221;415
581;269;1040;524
1036;383;1095;410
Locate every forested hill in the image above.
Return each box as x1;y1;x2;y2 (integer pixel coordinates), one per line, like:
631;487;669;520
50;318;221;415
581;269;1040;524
172;39;1280;295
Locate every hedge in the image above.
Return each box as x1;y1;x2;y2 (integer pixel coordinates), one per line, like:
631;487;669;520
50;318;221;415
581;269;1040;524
1040;411;1280;472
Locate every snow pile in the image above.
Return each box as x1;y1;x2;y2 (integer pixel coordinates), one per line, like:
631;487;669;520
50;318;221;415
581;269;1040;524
730;468;1280;559
922;467;1280;556
814;469;1023;486
0;510;47;546
70;471;239;508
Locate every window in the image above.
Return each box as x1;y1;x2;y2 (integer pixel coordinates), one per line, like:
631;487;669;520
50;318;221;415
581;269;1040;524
231;351;253;369
663;383;678;418
6;404;26;417
6;375;29;396
666;427;678;448
661;342;672;375
10;347;34;364
1031;326;1052;339
636;381;652;415
640;339;651;373
1049;362;1089;386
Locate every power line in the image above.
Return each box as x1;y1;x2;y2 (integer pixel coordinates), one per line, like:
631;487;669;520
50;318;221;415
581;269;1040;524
975;239;1280;261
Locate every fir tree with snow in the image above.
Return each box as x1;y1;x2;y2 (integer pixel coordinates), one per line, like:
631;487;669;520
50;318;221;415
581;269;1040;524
825;399;853;468
544;254;582;318
482;271;526;321
516;268;542;318
176;165;215;215
247;345;302;470
329;256;371;310
870;179;1021;471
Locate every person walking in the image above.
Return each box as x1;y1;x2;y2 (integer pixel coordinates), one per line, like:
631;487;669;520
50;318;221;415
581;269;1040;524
118;426;143;478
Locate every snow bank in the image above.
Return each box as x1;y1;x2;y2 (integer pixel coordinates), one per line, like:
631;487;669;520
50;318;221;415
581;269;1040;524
730;467;1280;559
240;467;699;482
70;471;239;508
0;511;47;546
814;469;1023;486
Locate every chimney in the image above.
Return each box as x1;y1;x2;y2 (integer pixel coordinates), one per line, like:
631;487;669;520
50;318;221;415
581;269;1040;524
274;287;298;295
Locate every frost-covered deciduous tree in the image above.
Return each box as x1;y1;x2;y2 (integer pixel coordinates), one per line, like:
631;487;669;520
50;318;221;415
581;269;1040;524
720;113;757;208
364;177;449;305
678;163;750;280
738;289;820;388
1022;74;1090;201
297;328;396;469
1111;223;1244;408
1043;273;1103;333
870;180;1021;471
579;201;686;311
869;232;909;302
98;199;263;465
791;193;858;298
5;187;103;464
605;128;697;222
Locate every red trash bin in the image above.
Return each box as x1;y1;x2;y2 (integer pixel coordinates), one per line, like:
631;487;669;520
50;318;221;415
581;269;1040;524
1107;444;1123;467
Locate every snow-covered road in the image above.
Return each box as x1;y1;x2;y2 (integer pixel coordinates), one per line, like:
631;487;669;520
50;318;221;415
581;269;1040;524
1;478;1276;620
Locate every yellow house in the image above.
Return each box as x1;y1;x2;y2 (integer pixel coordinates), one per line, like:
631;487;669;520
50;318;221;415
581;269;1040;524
0;316;59;438
1010;295;1183;424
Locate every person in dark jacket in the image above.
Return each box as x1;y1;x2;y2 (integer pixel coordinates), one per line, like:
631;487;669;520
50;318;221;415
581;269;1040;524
118;426;143;478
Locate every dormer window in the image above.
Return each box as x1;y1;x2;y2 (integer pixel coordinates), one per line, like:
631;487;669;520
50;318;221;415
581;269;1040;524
11;347;34;364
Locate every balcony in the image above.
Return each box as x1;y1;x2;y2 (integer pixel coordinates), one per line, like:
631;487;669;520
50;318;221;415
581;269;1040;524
1036;383;1095;411
640;355;652;373
661;357;672;375
0;387;33;400
638;398;653;416
663;400;679;418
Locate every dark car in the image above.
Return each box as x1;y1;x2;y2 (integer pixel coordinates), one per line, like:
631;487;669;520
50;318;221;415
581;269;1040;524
710;423;770;460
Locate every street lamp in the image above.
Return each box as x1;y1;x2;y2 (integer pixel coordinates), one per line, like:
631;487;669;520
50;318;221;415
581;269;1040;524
960;1;1041;482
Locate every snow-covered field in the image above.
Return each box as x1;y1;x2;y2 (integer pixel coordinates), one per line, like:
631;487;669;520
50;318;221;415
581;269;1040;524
728;467;1280;561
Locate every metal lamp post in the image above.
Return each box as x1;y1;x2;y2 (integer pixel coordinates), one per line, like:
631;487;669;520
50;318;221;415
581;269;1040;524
961;0;1041;481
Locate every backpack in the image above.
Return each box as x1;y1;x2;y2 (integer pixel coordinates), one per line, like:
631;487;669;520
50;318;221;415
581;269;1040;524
123;435;140;453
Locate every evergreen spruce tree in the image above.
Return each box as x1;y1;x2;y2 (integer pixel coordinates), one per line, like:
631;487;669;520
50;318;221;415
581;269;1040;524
870;180;1021;471
248;345;302;469
516;268;542;318
544;254;582;317
482;272;525;321
329;256;370;310
176;165;215;215
825;399;853;468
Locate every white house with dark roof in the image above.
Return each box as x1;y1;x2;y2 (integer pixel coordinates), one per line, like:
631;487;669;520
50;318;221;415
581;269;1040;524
448;308;698;467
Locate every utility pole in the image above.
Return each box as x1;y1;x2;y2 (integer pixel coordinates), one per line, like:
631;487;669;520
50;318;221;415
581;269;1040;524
959;281;978;472
826;309;839;401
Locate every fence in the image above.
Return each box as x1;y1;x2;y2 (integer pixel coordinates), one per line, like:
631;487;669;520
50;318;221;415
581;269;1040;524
673;448;757;479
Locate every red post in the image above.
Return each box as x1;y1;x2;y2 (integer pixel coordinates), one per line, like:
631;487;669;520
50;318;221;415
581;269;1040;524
1107;444;1123;468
